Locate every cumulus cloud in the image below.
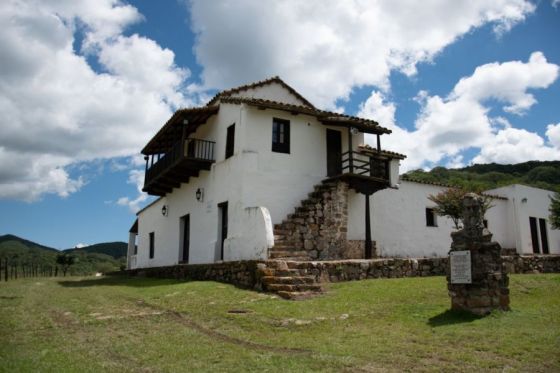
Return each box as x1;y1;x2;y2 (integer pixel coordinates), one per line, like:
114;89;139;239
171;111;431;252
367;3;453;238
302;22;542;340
0;0;197;202
117;169;151;213
359;53;560;171
189;0;535;109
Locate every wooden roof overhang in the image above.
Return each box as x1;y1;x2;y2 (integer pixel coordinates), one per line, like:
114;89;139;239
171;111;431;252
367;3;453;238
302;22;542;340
219;96;391;135
357;145;407;160
318;115;391;135
129;219;138;234
141;106;219;155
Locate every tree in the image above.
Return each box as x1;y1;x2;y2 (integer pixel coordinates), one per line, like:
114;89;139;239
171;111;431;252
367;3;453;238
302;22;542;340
428;188;494;230
56;254;76;276
550;192;560;230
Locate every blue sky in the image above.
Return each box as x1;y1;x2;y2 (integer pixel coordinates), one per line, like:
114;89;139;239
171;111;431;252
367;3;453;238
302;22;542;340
0;0;559;248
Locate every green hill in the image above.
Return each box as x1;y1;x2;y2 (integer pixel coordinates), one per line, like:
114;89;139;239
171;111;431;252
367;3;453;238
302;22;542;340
403;160;560;192
64;242;127;259
0;234;126;276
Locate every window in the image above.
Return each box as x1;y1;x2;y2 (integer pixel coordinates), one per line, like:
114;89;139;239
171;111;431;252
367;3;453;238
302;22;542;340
225;124;235;159
149;232;155;259
483;219;488;229
272;118;290;154
426;208;437;227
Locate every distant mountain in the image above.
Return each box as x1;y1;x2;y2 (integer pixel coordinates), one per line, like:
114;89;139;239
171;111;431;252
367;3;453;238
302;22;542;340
0;234;126;275
64;242;127;259
0;234;58;252
403;160;560;192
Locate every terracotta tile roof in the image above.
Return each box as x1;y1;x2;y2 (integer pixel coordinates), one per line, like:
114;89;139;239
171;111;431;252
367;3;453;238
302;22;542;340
207;76;316;109
220;96;391;135
358;144;406;159
400;176;508;200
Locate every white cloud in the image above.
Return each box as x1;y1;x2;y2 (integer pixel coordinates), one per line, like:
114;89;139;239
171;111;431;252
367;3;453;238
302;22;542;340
546;123;560;148
473;127;560;164
0;0;199;202
75;243;88;249
450;52;559;114
358;53;560;171
189;0;535;109
117;169;151;213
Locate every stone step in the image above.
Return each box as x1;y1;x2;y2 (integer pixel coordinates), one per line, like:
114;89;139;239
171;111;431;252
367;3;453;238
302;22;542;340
282;256;313;261
272;244;301;250
274;269;307;276
266;283;322;293
276;290;322;300
286;261;315;269
269;250;309;259
261;276;315;285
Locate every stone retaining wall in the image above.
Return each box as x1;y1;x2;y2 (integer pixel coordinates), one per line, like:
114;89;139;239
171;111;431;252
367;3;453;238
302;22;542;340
127;260;260;289
124;255;560;290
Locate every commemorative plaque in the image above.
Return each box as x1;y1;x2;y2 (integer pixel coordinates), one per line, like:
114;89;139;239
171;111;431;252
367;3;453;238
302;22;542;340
450;250;472;284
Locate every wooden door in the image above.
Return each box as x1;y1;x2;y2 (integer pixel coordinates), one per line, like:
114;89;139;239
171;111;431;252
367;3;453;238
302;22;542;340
539;218;549;254
326;129;342;177
529;217;540;254
218;202;228;261
181;215;190;263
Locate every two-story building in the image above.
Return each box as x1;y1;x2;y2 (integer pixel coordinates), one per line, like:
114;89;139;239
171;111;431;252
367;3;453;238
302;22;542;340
127;77;405;269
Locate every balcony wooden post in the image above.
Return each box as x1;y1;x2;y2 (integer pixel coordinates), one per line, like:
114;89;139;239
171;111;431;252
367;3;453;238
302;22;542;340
376;134;381;153
365;193;373;259
348;126;353;174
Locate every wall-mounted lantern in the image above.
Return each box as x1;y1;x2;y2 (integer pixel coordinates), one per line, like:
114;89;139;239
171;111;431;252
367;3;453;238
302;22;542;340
161;205;169;216
196;188;204;202
350;127;359;135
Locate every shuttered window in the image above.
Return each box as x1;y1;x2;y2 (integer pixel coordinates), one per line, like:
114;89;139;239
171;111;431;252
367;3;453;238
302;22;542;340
272;118;290;154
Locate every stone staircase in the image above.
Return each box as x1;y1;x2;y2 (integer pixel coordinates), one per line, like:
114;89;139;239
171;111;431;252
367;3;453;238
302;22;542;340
269;181;347;261
259;260;323;300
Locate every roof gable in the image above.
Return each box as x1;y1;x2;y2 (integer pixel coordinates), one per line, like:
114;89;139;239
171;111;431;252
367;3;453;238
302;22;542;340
207;76;315;108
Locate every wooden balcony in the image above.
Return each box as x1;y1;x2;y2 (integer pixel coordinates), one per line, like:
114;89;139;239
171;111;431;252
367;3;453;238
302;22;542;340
143;138;215;196
327;151;392;195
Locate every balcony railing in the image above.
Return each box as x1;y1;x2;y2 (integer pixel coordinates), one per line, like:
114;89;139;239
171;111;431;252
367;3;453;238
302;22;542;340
341;151;390;180
143;138;215;195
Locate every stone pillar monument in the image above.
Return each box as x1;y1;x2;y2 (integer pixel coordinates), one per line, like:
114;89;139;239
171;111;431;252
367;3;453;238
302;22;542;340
447;193;510;315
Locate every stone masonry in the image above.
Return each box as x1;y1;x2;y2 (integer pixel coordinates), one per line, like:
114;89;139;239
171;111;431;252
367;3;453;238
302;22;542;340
270;180;352;260
447;193;510;316
124;254;559;300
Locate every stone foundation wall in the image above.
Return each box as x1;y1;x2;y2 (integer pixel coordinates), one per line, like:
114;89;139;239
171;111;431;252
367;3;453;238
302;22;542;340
304;181;349;259
502;254;560;274
124;255;560;289
342;240;369;259
127;261;260;289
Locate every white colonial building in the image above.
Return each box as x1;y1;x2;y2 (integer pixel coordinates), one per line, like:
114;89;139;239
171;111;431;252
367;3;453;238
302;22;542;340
128;77;404;269
368;179;559;258
127;77;558;269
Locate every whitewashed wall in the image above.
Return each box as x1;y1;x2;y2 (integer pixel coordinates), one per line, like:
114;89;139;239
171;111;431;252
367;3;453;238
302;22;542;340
229;84;308;106
486;185;559;254
241;106;358;224
348;181;456;257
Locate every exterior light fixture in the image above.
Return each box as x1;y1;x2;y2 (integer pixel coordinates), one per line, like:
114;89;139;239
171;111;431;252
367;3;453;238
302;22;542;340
350;127;359;135
183;119;189;125
161;205;168;216
521;198;528;203
196;188;204;202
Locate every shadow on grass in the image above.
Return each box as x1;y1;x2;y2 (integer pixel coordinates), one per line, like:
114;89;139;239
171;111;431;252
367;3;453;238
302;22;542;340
428;309;484;327
57;275;182;288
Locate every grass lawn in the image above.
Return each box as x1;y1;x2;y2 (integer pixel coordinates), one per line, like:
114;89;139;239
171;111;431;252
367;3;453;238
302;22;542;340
0;274;559;372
